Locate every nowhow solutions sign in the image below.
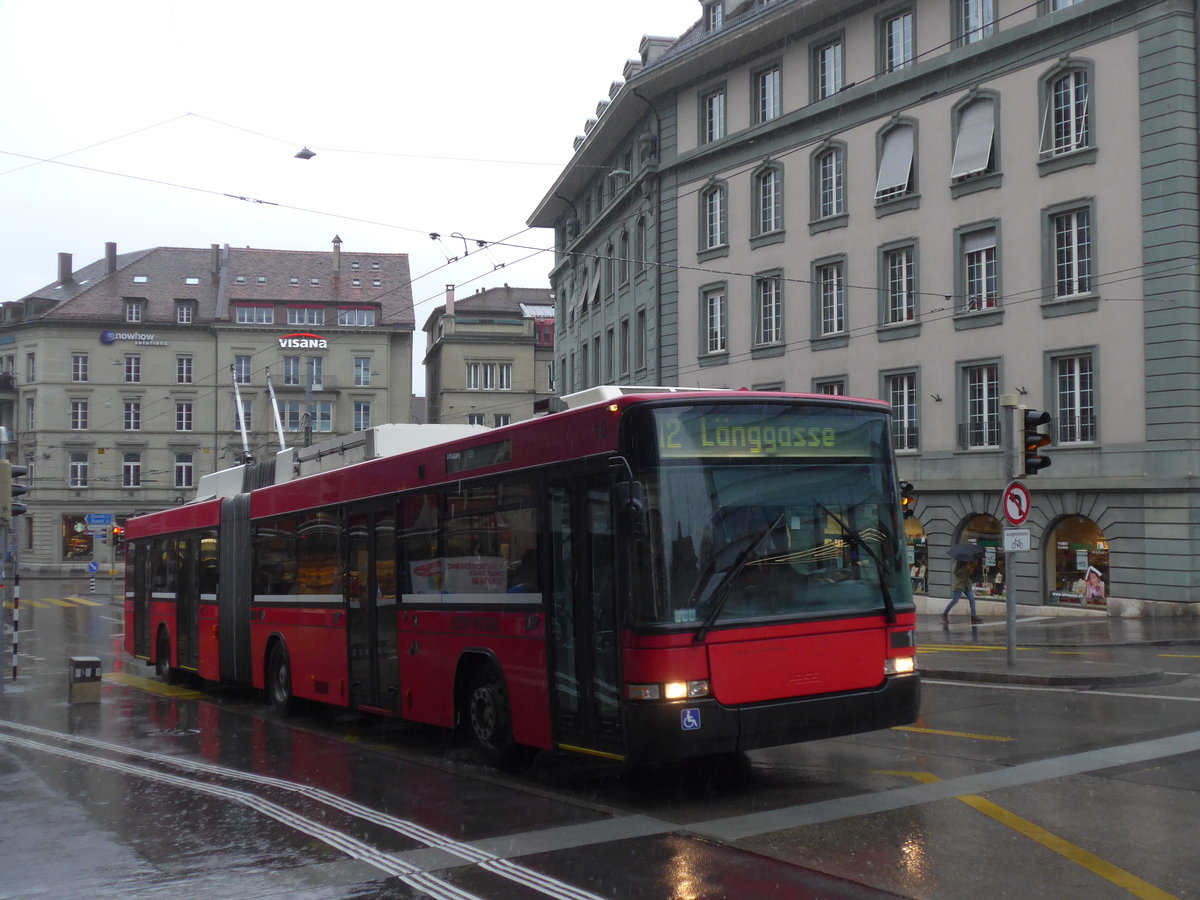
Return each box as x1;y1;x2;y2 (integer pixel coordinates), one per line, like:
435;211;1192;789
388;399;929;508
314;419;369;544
278;332;328;349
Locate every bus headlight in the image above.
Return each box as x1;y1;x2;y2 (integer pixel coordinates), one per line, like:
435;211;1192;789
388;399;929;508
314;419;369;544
627;680;711;701
885;656;916;676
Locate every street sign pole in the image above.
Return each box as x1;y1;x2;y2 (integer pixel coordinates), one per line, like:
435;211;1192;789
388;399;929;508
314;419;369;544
1001;395;1020;667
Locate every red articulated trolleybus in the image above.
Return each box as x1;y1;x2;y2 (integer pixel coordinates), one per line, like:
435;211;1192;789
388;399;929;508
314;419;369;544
124;387;919;765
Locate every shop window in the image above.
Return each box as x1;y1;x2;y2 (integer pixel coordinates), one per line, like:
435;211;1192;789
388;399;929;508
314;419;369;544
62;514;95;560
1048;515;1108;607
906;517;927;594
957;513;1005;599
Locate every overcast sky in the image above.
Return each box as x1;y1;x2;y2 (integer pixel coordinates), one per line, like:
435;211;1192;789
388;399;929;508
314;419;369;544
0;0;698;389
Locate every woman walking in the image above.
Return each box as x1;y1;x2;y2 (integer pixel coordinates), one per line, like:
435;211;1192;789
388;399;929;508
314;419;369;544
942;560;982;625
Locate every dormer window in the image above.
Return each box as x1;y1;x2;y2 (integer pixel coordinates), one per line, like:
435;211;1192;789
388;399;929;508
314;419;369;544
125;300;144;323
184;276;200;285
704;1;723;32
235;275;246;284
132;275;148;284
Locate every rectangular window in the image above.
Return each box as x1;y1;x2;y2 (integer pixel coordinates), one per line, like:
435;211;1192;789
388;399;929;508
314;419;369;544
25;397;34;431
236;305;274;324
885;246;917;323
125;355;141;383
815;39;843;99
636;309;647;370
1043;70;1089;156
704;0;723;31
354;357;372;386
125;301;142;323
1056;354;1096;443
354;400;371;431
176;401;193;432
755;275;782;345
951;97;996;179
965;364;1000;447
703;88;726;142
883;11;914;72
124;401;141;431
704;288;727;354
174;452;194;489
704;185;727;249
70;400;88;434
960;0;994;43
69;452;89;488
818;262;845;336
468;413;485;426
466;362;512;391
886;373;919;450
236;397;253;432
754;65;781;123
287;306;325;326
962;229;998;310
25;353;35;382
71;353;88;382
314;401;333;432
816;379;846;395
876;125;915;201
756;168;783;235
494;414;511;428
817;147;845;218
620;319;630;376
283;356;300;386
122;452;142;488
176;301;193;324
176;356;193;384
1054;208;1092;297
234;355;252;384
280;401;303;432
338;308;376;326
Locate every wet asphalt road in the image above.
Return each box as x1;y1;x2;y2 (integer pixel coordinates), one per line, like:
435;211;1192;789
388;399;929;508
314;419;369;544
3;580;1200;899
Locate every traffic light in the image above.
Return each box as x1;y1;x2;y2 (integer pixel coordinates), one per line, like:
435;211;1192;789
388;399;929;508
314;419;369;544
900;482;916;518
1021;408;1053;476
0;460;27;523
112;525;124;547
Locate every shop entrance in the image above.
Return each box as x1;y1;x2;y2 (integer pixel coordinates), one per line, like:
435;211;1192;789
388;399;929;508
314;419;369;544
957;514;1005;600
905;517;927;595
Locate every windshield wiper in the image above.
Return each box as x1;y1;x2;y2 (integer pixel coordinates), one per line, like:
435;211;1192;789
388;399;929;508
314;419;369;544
693;512;784;644
815;502;896;624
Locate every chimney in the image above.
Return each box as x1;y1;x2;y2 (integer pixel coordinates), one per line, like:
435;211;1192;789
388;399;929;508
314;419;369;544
211;244;220;278
445;284;455;316
105;242;117;274
57;252;73;286
332;234;342;271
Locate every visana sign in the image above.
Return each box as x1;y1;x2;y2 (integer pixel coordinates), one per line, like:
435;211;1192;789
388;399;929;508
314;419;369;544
278;332;328;349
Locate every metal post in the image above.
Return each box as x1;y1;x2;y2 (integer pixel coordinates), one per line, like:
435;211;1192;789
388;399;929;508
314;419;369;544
1000;396;1019;668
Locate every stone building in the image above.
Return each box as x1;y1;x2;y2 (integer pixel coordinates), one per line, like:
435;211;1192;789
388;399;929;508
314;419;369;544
529;0;1200;613
0;239;415;574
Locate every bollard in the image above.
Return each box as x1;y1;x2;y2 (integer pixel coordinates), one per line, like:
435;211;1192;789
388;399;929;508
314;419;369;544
68;656;102;703
89;577;96;593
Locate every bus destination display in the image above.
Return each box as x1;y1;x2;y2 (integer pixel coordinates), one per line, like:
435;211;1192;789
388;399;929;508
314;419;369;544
654;407;878;459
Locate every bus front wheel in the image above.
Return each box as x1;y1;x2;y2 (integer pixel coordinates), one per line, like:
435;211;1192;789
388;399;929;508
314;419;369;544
466;666;519;767
267;642;295;715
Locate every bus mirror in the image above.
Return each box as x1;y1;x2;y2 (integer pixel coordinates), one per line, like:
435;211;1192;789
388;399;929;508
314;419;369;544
614;481;648;538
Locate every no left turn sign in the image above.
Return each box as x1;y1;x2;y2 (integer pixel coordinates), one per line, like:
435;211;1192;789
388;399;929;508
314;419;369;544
1003;481;1031;526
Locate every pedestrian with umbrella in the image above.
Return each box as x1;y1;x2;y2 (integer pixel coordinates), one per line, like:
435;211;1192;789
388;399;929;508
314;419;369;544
942;543;984;625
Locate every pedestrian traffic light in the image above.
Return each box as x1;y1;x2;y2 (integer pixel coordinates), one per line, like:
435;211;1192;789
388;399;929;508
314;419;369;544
900;482;916;518
0;460;27;523
1021;408;1053;476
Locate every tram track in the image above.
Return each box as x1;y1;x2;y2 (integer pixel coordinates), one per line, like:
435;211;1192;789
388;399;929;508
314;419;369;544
0;719;608;900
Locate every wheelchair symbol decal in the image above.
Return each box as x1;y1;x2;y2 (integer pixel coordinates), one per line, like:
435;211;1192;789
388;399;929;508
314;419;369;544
680;708;701;731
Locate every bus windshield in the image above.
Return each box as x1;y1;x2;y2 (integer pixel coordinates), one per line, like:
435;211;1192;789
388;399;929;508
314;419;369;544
625;402;912;628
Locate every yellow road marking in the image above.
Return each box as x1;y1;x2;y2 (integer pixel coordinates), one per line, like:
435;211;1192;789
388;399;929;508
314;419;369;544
39;597;75;607
894;726;1014;742
103;671;205;700
876;770;1179;899
1050;651;1095;656
917;645;996;653
1160;654;1200;659
19;598;50;609
65;595;104;607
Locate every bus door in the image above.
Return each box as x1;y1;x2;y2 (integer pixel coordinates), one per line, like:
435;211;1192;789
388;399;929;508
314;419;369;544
131;540;151;658
548;476;623;758
175;533;199;670
346;503;400;712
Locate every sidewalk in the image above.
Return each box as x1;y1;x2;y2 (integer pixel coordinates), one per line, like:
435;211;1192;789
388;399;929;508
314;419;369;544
915;612;1200;687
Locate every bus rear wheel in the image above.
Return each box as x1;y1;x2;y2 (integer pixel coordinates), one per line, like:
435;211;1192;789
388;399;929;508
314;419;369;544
267;642;295;715
466;666;521;767
155;630;177;684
